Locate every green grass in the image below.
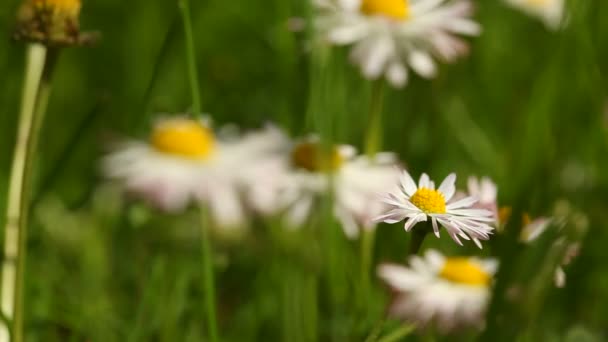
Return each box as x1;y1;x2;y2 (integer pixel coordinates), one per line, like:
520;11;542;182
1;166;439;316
1;0;608;341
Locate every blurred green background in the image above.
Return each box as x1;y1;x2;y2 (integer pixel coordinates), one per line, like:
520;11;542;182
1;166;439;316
1;0;608;341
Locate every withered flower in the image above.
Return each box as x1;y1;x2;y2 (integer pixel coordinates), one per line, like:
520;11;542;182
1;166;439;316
14;0;97;46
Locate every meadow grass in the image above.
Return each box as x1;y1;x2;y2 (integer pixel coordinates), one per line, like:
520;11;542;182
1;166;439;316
0;0;607;341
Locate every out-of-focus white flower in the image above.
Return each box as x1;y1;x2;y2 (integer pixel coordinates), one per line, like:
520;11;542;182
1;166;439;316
467;176;498;222
102;117;286;228
378;249;497;332
313;0;481;87
519;216;579;288
248;136;401;238
375;170;495;248
504;0;565;30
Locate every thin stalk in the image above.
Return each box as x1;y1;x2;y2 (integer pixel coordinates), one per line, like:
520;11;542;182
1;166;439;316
377;324;415;342
178;0;202;116
364;80;385;158
198;207;219;342
359;229;375;308
0;44;56;342
408;226;428;257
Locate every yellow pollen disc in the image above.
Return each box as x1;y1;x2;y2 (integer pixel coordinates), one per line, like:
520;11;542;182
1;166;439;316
150;119;215;160
525;0;550;7
291;142;344;172
35;0;81;14
439;258;491;286
410;188;446;214
361;0;410;20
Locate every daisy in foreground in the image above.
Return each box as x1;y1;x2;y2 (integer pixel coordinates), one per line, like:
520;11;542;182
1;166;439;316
378;250;497;332
504;0;565;30
375;170;495;247
313;0;481;87
248;137;401;238
102;117;285;228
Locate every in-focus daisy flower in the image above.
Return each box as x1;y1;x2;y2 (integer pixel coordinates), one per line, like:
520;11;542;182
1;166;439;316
314;0;481;87
375;170;495;248
248;137;401;238
103;117;285;228
378;249;497;332
14;0;97;46
504;0;565;30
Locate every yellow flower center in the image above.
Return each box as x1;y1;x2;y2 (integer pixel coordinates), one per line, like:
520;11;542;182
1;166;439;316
291;142;344;172
150;119;215;160
439;258;491;286
525;0;550;7
361;0;410;20
34;0;81;15
410;188;446;214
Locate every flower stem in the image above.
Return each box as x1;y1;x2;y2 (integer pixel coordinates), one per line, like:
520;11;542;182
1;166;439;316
178;0;202;116
377;324;415;342
198;206;219;342
359;228;375;307
0;43;56;342
408;227;428;257
364;80;385;158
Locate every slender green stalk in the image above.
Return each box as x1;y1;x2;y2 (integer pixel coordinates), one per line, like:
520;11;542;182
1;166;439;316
359;229;375;307
198;207;219;342
377;324;415;342
178;0;202;116
408;227;428;257
364;80;385;158
0;43;56;342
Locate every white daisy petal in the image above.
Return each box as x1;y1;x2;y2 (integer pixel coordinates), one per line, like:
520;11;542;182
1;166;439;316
401;170;418;196
438;173;456;201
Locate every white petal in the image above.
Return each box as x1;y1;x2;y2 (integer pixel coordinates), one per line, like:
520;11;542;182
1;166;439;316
386;60;409;88
400;170;418;196
438;173;456;201
408;50;437;78
446;196;478;209
419;173;431;189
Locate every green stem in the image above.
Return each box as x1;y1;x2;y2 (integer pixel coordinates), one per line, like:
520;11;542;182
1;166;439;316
199;207;219;342
408;227;428;257
178;0;202;116
359;229;375;308
365;80;385;158
377;324;415;342
1;43;56;342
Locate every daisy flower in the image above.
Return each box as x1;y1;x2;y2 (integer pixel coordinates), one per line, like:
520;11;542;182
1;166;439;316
378;249;497;332
520;216;580;288
248;137;401;238
375;170;495;248
313;0;481;87
467;176;498;223
102;117;286;228
504;0;565;30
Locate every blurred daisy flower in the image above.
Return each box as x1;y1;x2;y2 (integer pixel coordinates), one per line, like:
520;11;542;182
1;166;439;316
313;0;481;87
378;249;497;332
375;170;495;247
14;0;97;46
520;216;581;288
102;117;285;228
249;136;401;238
467;176;498;223
504;0;565;30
